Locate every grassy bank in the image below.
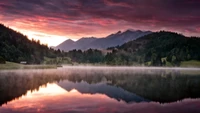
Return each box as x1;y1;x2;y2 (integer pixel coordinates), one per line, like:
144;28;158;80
0;62;57;70
180;60;200;67
146;59;200;68
1;60;200;70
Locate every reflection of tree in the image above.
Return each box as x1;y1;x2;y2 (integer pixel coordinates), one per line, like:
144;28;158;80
0;71;66;106
66;69;200;103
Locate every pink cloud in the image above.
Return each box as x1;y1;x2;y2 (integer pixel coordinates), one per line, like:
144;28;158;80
0;0;200;46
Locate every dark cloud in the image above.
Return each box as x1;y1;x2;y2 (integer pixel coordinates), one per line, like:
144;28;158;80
0;0;200;38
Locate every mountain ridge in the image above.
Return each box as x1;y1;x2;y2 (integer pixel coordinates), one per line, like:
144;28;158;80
55;30;152;51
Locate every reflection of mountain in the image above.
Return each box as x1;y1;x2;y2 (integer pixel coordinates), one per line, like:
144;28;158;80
111;74;200;103
66;69;200;103
58;80;148;103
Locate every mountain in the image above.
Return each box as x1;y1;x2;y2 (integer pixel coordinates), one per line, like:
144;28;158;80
75;37;98;49
55;30;152;51
89;30;151;49
65;70;200;103
55;39;76;51
55;37;97;51
0;24;60;64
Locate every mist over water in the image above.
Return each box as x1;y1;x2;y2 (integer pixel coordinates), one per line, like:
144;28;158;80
0;66;200;113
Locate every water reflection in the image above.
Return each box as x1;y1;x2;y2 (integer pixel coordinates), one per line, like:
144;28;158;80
58;80;148;103
0;68;200;113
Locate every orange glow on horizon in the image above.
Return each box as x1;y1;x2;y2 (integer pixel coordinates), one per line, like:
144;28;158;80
9;26;71;47
0;17;139;47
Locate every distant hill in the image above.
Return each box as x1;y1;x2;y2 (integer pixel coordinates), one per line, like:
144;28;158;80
0;24;60;64
55;30;152;51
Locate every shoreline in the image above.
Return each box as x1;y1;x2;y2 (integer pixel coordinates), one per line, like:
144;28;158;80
0;62;57;70
1;62;200;70
61;65;200;70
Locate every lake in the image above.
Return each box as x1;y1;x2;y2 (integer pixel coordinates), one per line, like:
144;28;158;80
0;66;200;113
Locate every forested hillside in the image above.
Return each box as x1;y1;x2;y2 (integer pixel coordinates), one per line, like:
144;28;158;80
0;24;61;64
105;31;200;66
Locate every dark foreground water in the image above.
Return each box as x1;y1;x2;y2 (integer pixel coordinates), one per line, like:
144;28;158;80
0;66;200;113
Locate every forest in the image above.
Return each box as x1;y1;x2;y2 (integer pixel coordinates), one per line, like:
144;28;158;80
0;24;62;64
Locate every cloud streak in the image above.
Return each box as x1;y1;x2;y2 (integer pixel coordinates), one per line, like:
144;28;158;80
0;0;200;46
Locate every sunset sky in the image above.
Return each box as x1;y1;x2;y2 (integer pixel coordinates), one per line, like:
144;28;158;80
0;0;200;46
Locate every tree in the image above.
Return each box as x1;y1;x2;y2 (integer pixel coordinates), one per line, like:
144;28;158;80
162;59;166;66
0;56;6;64
187;54;191;60
171;55;180;66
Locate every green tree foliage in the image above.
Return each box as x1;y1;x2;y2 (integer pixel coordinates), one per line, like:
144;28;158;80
65;49;104;63
0;56;6;64
0;24;61;64
104;31;200;66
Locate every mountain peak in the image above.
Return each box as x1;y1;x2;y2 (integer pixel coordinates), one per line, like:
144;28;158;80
116;31;122;34
66;39;74;42
80;37;97;40
124;29;142;33
125;29;136;32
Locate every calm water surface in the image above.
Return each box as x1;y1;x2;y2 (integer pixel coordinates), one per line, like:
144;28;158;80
0;66;200;113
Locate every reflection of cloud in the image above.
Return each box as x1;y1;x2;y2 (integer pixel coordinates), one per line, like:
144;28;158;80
0;0;200;46
1;82;200;113
24;84;67;98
